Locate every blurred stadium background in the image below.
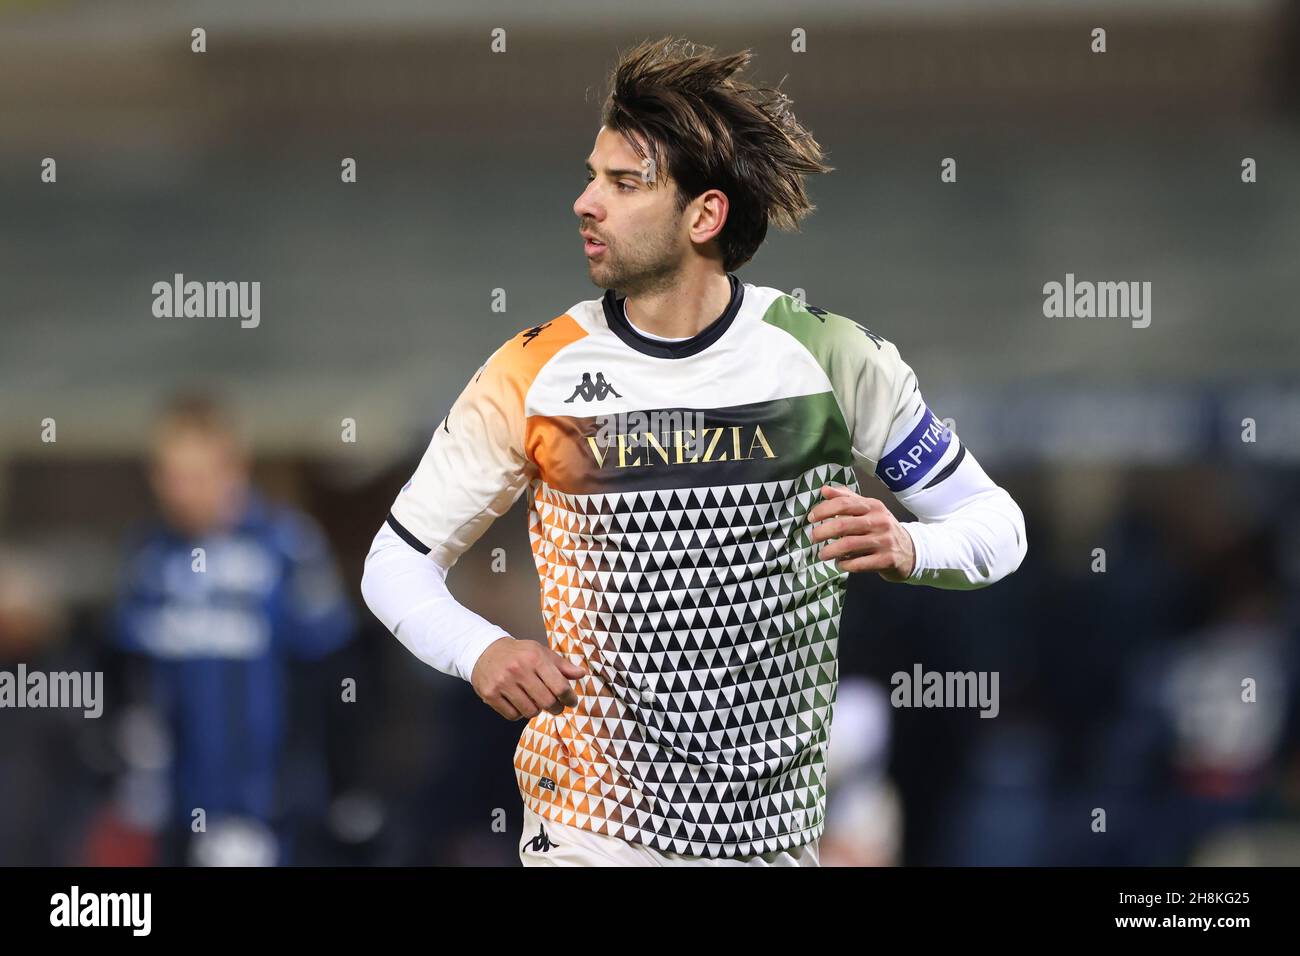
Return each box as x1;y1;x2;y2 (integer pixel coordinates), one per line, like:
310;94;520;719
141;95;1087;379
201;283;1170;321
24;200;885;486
2;0;1299;865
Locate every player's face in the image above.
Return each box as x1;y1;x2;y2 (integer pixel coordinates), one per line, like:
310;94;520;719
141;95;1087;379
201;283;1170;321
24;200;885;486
575;126;687;296
149;429;247;536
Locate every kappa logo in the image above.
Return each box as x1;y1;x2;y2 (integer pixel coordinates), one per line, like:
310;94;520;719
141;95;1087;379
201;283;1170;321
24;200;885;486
521;322;551;346
523;822;560;853
854;320;885;349
801;302;885;350
564;372;623;403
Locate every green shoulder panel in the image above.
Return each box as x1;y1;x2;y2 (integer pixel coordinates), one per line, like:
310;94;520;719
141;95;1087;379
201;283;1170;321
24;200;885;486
760;291;892;388
759;292;907;469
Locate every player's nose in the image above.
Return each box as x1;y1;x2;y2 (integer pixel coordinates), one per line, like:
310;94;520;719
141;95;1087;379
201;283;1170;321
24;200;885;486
574;186;601;221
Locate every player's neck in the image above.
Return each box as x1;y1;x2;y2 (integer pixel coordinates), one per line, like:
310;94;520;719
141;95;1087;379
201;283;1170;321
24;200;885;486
623;270;731;340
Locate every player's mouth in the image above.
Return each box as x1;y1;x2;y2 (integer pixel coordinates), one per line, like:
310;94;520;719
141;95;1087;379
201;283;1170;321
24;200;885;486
581;233;607;257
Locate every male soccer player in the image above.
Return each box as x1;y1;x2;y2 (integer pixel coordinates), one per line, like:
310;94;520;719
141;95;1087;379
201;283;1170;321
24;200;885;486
361;37;1027;866
113;392;354;865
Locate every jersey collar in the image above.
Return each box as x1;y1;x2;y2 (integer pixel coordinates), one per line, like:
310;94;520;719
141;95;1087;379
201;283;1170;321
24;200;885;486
602;273;743;359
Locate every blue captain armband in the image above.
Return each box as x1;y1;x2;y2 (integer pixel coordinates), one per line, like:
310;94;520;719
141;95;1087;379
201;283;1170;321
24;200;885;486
874;406;959;493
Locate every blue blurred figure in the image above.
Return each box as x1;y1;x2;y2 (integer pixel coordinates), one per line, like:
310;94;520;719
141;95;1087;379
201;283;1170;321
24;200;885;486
111;392;354;865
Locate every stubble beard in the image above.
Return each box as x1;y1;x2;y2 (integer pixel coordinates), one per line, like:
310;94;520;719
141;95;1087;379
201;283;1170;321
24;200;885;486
585;215;683;298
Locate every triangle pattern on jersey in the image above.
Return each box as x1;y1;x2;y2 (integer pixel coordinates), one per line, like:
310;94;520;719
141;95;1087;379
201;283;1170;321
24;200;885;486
516;460;855;859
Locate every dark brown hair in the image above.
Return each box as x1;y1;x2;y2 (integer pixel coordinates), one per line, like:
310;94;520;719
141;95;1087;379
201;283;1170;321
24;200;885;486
154;390;244;451
600;36;833;272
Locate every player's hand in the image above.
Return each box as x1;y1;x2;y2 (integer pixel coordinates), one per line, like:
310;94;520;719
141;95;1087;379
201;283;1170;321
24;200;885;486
470;636;589;721
808;484;916;582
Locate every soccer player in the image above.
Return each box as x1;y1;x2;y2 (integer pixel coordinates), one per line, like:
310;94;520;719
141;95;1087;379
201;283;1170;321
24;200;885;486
361;37;1026;867
112;392;354;865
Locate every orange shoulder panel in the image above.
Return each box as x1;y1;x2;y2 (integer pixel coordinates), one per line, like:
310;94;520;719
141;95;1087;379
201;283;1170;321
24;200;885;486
488;314;587;402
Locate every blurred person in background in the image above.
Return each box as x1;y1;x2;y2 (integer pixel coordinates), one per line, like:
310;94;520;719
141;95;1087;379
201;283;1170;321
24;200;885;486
0;548;93;865
1110;478;1300;865
1157;523;1297;862
820;676;903;866
107;392;355;865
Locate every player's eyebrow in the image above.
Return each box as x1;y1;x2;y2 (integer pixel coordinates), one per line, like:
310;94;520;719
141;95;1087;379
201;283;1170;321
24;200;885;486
585;160;643;179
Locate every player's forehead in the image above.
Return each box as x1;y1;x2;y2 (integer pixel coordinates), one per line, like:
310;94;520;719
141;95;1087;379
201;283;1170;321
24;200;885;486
585;125;653;170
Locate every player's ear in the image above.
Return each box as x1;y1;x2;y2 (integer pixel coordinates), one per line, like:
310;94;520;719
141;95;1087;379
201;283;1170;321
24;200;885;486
686;188;729;245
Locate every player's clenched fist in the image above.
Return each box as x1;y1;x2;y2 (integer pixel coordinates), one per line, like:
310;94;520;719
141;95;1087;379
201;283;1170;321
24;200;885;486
471;637;589;720
809;483;916;582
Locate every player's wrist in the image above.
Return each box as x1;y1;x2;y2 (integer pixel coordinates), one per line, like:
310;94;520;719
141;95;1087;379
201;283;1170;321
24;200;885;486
898;522;926;583
460;632;514;685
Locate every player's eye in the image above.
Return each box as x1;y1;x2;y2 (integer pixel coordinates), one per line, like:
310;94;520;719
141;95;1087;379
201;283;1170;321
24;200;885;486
584;173;633;192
